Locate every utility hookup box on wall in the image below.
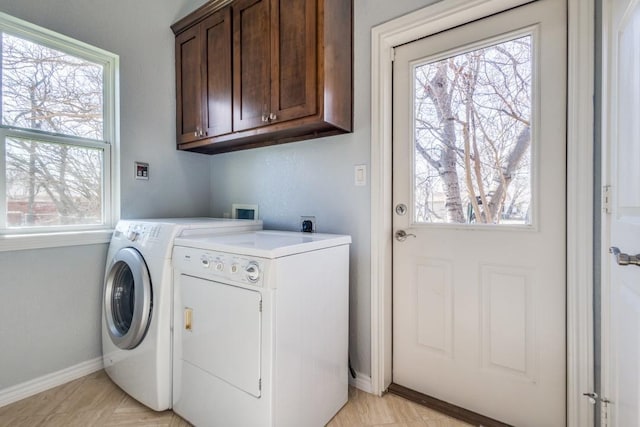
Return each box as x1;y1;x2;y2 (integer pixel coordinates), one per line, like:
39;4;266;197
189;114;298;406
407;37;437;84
135;162;149;180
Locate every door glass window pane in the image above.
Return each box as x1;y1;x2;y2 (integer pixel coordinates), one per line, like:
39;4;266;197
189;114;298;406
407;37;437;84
6;136;103;227
414;35;532;225
1;33;104;140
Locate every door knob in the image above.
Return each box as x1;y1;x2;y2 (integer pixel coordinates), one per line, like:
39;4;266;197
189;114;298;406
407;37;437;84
610;247;640;266
395;230;416;242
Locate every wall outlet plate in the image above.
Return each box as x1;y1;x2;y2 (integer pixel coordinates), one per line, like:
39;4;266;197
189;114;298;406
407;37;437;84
300;216;316;233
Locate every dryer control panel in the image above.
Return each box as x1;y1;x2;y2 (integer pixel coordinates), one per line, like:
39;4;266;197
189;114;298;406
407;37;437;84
173;246;265;287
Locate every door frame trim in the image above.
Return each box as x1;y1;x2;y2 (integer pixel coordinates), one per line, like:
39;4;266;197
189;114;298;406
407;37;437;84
369;0;594;425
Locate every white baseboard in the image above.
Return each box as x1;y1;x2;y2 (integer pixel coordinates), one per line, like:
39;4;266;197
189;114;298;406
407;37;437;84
0;357;104;408
1;357;372;406
348;370;373;394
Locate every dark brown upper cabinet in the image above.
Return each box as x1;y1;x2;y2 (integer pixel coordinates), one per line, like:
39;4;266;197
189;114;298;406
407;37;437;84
172;0;353;155
233;0;317;131
174;5;232;144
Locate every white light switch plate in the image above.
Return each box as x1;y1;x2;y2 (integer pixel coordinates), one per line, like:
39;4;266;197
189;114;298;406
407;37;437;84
355;164;367;186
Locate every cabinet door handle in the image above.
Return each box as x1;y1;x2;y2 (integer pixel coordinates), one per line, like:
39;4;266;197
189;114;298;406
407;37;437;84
261;114;269;123
194;131;198;137
269;112;277;121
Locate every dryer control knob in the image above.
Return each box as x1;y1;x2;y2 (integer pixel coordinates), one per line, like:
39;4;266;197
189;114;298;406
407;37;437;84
215;261;224;272
245;262;260;283
200;256;211;268
127;230;139;242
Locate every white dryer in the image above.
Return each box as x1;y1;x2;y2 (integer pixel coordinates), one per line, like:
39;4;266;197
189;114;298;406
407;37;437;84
171;230;351;427
101;218;262;411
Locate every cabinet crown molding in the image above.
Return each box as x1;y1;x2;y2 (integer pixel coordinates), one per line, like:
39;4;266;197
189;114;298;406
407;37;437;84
171;0;233;34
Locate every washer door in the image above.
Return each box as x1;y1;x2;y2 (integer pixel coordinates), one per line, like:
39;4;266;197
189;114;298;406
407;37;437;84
104;247;152;349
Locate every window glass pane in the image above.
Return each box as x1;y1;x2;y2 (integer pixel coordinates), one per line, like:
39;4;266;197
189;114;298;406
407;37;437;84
6;137;103;227
1;33;104;139
414;35;532;225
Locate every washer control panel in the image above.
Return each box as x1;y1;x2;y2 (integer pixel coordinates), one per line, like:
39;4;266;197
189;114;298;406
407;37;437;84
113;221;162;246
173;246;265;287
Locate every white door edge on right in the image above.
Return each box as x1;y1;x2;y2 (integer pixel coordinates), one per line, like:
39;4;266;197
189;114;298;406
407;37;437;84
601;0;640;425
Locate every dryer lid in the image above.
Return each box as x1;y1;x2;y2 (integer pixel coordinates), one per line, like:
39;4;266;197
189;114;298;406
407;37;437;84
174;230;352;259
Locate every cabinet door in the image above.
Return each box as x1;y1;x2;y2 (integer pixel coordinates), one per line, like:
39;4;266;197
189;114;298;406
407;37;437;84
202;7;233;138
233;0;271;132
270;0;317;123
175;25;203;144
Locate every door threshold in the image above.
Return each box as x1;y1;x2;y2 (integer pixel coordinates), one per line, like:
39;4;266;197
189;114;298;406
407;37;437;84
387;383;513;427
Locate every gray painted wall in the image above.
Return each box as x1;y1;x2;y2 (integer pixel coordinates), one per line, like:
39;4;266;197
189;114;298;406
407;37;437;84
208;0;438;377
0;0;212;389
0;245;108;389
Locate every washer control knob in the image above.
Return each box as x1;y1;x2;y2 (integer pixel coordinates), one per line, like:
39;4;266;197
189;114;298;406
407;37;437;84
201;256;210;268
231;264;239;274
215;261;224;272
127;230;139;241
245;262;260;283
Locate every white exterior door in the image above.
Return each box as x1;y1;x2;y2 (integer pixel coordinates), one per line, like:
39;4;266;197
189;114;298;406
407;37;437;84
392;1;567;426
602;0;640;425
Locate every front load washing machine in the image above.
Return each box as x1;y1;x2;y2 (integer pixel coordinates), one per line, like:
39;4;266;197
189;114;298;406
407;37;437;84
101;218;262;411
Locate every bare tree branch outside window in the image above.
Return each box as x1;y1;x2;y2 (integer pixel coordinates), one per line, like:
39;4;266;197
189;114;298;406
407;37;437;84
413;35;532;225
2;33;105;227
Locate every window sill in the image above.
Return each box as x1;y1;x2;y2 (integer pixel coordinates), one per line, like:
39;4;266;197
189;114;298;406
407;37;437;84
0;229;113;252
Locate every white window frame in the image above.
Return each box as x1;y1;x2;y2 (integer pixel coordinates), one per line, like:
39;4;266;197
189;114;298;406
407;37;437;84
0;12;119;251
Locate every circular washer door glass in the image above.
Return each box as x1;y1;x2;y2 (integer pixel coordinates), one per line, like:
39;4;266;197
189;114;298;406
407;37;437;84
104;247;152;349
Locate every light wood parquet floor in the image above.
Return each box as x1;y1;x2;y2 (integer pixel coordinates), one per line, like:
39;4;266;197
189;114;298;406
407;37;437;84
0;370;472;427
